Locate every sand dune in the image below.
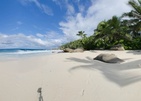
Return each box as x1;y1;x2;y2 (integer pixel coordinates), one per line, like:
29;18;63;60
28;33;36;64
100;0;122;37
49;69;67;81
0;50;141;101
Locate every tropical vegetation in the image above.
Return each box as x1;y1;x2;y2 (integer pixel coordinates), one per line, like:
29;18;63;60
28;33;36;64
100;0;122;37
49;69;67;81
60;0;141;50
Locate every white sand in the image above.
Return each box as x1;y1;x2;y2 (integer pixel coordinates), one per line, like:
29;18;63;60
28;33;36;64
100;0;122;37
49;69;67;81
0;50;141;101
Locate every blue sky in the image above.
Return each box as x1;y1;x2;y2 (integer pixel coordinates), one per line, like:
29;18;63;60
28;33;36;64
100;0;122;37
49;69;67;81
0;0;131;49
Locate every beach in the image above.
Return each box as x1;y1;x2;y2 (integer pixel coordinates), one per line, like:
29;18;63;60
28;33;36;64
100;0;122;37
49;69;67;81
0;50;141;101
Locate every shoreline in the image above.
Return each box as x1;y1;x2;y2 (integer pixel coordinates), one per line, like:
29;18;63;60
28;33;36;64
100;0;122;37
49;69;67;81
0;50;141;101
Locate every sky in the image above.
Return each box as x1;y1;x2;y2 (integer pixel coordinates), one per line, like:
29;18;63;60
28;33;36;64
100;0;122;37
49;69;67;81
0;0;132;49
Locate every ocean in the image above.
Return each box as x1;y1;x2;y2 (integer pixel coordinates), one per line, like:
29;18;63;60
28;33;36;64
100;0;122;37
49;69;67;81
0;49;63;60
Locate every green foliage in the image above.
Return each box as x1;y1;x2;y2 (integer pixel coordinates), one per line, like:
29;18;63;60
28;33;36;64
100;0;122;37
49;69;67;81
81;36;96;50
93;16;132;49
122;0;141;37
77;31;87;38
130;37;141;49
60;39;83;49
60;35;96;50
60;0;141;50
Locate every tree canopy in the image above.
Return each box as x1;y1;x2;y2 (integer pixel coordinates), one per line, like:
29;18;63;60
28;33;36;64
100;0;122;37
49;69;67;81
60;0;141;50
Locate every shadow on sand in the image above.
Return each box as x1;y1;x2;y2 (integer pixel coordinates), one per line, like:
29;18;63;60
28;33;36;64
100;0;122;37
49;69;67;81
37;88;44;101
126;50;141;55
67;57;141;87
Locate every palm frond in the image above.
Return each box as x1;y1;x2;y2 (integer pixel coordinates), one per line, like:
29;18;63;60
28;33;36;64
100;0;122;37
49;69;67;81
129;0;141;15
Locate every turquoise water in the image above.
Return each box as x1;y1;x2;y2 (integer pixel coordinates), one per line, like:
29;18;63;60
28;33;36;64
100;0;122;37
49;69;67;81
0;49;62;60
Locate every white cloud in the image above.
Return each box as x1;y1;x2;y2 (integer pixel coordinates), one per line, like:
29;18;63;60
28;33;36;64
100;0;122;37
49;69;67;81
37;31;67;47
12;0;133;49
52;0;66;8
59;0;132;41
36;33;44;38
0;32;66;49
67;4;75;15
53;0;76;14
41;4;53;16
19;0;53;15
78;4;85;13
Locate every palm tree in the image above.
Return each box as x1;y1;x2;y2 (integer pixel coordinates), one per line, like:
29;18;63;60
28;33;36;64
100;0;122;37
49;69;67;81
122;0;141;37
94;16;131;49
76;31;86;39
